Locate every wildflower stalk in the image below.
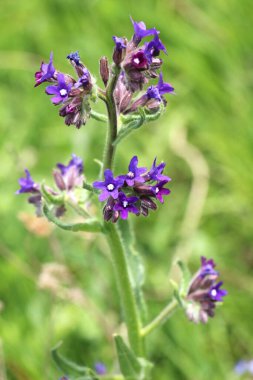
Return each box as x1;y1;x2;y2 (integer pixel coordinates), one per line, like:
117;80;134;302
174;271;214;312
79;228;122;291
102;69;144;356
103;64;121;171
141;298;179;337
105;222;144;357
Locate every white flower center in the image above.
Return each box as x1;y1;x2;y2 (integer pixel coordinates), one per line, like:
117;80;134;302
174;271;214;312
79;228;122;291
60;89;67;96
155;187;159;194
127;171;135;179
133;58;140;65
123;201;128;208
211;289;217;297
107;183;114;191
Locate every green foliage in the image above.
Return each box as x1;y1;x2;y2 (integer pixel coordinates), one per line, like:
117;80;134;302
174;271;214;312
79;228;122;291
0;0;253;379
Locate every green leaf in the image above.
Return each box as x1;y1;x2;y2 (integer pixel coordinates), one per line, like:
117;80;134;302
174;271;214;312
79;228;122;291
114;336;153;380
114;335;141;380
51;342;98;379
177;260;191;297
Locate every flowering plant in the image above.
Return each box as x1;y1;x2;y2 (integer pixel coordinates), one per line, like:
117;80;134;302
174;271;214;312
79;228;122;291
17;17;227;380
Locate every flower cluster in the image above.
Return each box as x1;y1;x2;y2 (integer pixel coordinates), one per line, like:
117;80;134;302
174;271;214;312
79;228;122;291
113;18;174;114
35;52;93;128
16;154;84;216
185;257;228;324
93;156;171;222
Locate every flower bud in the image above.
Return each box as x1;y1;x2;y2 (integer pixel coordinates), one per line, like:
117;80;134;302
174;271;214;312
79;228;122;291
99;56;110;86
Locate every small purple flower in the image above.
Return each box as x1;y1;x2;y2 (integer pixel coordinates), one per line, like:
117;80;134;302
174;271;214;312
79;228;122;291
131;51;149;70
16;169;39;194
209;282;228;302
157;72;174;95
146;86;162;101
200;256;217;277
35;52;55;87
93;169;124;202
57;154;83;175
114;192;139;220
94;362;107;376
74;68;90;89
146;158;171;182
151;180;171;203
46;73;72;104
122;156;147;186
67;51;80;65
113;36;127;50
131;17;157;45
144;33;167;63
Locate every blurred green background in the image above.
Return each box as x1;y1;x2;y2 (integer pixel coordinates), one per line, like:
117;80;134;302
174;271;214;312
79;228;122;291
0;0;253;379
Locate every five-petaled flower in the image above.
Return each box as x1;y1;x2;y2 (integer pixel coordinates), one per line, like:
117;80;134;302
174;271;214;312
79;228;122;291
121;156;147;186
93;170;124;201
46;73;72;104
114;192;139;219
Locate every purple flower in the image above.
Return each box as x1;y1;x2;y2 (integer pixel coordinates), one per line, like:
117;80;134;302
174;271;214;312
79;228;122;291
151;180;171;203
74;68;90;89
35;52;55;87
67;51;80;65
54;154;84;191
16;169;39;194
200;256;218;277
122;156;147;186
57;154;83;175
144;32;167;63
93;169;124;202
131;51;149;70
209;282;228;302
94;362;107;375
46;73;72;104
131;17;157;45
186;257;228;323
146;86;162;101
114;192;139;220
113;36;127;50
146;158;171;182
157;72;174;95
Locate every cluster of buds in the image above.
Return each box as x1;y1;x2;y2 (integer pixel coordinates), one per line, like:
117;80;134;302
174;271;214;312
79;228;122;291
185;257;227;324
93;156;171;222
35;52;93;128
16;154;84;216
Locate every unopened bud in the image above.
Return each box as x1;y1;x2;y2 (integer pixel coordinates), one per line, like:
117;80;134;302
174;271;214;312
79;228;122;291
99;57;109;86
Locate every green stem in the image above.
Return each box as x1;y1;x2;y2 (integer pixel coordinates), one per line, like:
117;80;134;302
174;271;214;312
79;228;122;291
141;298;179;337
103;64;121;171
105;223;144;357
90;110;108;123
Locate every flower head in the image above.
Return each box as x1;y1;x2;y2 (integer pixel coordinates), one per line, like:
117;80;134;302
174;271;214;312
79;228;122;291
146;158;171;182
93;169;124;202
35;52;55;87
144;32;167;63
67;51;80;65
46;73;72;104
94;362;107;376
131;17;157;45
186;257;228;323
16;169;39;194
121;156;147;186
151;180;171;203
114;192;139;220
113;36;127;50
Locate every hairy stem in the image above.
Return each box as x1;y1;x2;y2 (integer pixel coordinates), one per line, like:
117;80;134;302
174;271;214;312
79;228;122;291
103;64;121;171
105;223;144;356
141;298;179;337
